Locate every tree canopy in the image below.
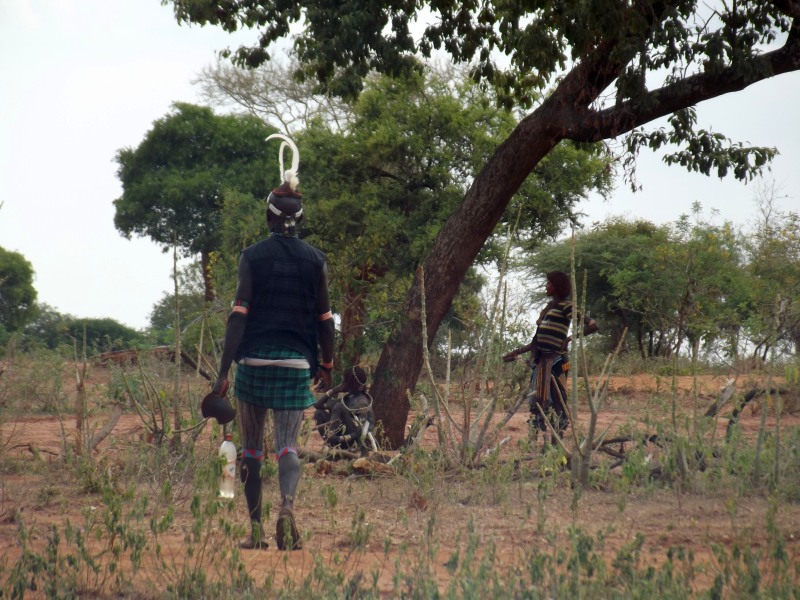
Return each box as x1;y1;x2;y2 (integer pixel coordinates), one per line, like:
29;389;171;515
197;66;611;364
20;306;144;355
169;0;800;447
113;102;276;300
64;318;144;356
527;199;800;365
21;303;69;351
0;246;38;341
300;70;611;362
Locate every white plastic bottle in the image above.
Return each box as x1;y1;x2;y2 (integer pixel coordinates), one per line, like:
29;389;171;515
218;433;236;499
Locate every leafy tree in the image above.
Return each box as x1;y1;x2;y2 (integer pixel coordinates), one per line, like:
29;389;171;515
0;247;38;339
148;261;226;353
300;70;514;364
21;303;70;351
65;318;144;356
149;292;208;344
114;103;276;300
171;0;800;446
668;210;752;361
745;186;800;358
22;306;149;356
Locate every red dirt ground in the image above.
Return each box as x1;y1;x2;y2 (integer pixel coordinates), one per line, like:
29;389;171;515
1;368;799;597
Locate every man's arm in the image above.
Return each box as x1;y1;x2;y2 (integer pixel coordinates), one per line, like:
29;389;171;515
314;263;335;391
213;254;252;395
582;315;599;337
502;340;535;362
560;315;600;352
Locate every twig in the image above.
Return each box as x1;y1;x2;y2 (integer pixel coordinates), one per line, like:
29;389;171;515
474;222;517;454
10;444;59;458
418;267;461;460
596;445;626;460
575;328;627;485
87;403;124;452
533;402;572;459
481;383;530;450
174;418;210;436
180;349;214;381
703;379;737;417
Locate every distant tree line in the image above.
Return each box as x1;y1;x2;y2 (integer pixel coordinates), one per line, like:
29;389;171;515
525;197;800;363
4;195;797;369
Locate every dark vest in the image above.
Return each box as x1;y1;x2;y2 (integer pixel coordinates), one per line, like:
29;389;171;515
237;234;326;370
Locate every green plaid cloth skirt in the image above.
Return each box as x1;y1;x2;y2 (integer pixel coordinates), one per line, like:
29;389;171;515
234;346;315;410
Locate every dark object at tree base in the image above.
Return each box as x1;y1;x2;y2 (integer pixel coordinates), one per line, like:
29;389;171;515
314;391;376;452
201;392;236;425
276;507;302;550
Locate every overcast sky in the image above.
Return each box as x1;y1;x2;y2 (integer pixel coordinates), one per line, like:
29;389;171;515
1;1;799;330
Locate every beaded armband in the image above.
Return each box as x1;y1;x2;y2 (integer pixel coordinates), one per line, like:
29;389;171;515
231;299;249;315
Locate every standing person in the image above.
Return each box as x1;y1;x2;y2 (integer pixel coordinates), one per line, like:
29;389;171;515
502;271;598;446
206;134;335;551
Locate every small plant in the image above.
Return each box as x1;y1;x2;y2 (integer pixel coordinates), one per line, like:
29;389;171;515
34;483;59;508
478;449;515;504
7;349;67;413
348;506;373;549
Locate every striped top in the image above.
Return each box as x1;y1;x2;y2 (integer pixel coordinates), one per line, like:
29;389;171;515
534;300;574;354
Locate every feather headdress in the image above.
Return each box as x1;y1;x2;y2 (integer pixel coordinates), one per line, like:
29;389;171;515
265;134;302;229
266;133;300;192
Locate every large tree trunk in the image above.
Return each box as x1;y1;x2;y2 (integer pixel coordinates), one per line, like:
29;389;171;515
371;101;564;448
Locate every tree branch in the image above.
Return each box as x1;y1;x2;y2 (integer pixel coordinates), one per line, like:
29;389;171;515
770;0;800;20
88;403;124;452
570;20;800;141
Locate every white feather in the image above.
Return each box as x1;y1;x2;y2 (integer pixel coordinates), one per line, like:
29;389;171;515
265;134;300;190
284;169;299;190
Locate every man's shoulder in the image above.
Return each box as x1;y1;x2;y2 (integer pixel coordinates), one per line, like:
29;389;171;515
292;237;326;262
243;236;325;261
242;237;271;253
294;236;324;253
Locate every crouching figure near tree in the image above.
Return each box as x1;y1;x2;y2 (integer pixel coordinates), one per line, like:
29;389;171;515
313;365;377;456
502;270;599;447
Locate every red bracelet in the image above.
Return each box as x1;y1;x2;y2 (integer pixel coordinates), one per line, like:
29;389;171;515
320;360;334;369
